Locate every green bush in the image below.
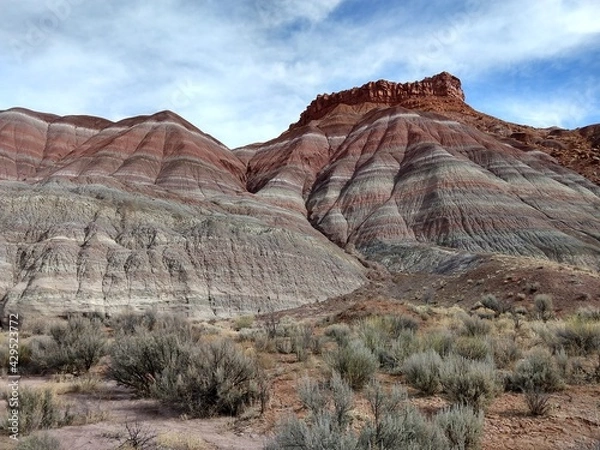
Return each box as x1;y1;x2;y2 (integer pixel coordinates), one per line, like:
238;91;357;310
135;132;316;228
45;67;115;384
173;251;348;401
234;315;255;331
440;354;501;411
480;294;510;316
402;350;443;395
534;294;554;321
108;327;192;395
555;320;600;356
15;432;62;450
108;309;158;334
576;307;600;322
151;339;261;418
359;379;446;450
453;336;491;361
290;324;319;362
434;404;484;450
388;330;422;370
324;323;352;346
267;377;485;450
420;330;455;357
3;387;73;436
490;336;522;370
460;316;491;337
508;349;564;393
325;340;378;390
356;315;419;371
29;316;107;374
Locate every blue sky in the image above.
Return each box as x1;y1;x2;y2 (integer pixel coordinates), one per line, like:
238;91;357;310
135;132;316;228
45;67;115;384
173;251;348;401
1;0;599;148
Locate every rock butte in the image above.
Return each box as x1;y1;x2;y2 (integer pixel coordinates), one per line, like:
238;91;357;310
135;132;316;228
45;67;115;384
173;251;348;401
1;72;599;318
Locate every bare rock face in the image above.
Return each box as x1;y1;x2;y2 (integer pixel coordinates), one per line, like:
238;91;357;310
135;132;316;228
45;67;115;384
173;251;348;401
242;74;600;273
292;72;465;128
0;108;111;180
2;72;600;319
0;110;367;319
304;107;600;270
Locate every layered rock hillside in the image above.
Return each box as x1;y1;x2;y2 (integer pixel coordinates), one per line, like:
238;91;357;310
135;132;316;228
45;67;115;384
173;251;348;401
238;73;600;271
1;72;599;318
0;109;367;318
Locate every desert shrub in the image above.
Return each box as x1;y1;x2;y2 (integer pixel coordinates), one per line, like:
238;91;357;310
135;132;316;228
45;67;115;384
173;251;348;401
252;331;277;353
156;432;210;450
274;336;293;354
555;320;600;356
324;323;352;346
268;377;485;450
419;329;455;357
434;404;484;450
356;315;419;370
4;387;74;435
480;294;510;316
109;308;159;334
290;324;320;361
490;336;522;369
576;307;600;322
108;327;193;395
298;377;330;417
359;379;447;450
298;373;354;428
30;316;107;374
116;421;158;450
453;336;492;361
15;432;62;450
440;354;502;411
402;349;443;395
151;339;261;418
325;339;378;390
267;374;357;450
356;319;390;367
534;294;554;321
387;330;422;370
265;413;358;450
460;315;491;337
359;402;446;450
508;349;564;393
524;389;552;416
384;314;420;335
69;373;102;394
234;315;255;331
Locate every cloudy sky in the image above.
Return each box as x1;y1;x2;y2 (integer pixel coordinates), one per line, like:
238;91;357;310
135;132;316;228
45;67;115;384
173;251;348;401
1;0;599;148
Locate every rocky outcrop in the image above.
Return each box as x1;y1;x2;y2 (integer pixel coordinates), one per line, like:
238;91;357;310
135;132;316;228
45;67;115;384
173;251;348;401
241;75;600;273
1;72;600;319
292;72;465;128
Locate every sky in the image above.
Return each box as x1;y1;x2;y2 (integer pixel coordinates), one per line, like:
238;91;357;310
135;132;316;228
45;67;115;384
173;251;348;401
1;0;599;148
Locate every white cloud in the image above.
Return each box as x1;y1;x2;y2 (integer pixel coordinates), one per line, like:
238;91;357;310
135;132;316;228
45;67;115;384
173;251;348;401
0;0;599;147
253;0;344;26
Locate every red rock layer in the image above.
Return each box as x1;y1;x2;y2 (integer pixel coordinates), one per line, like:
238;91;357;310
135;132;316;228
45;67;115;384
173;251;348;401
0;108;111;180
43;111;247;198
292;72;465;128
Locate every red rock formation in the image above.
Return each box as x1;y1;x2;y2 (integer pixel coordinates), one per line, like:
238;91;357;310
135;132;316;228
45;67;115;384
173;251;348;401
0;108;111;180
43;110;248;198
242;74;600;272
292;72;465;128
1;72;600;319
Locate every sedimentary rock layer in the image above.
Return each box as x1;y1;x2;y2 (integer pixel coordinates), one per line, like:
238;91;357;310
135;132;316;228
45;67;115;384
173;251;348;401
1;72;599;318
